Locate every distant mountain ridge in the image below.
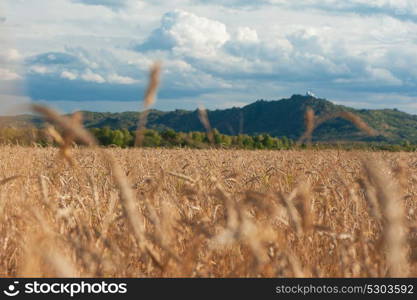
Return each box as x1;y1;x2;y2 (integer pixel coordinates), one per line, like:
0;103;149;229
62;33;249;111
1;94;417;143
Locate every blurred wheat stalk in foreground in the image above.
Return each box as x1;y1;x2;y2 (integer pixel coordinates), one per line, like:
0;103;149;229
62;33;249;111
135;63;161;147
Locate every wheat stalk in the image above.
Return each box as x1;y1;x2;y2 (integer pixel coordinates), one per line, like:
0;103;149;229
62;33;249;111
135;63;162;147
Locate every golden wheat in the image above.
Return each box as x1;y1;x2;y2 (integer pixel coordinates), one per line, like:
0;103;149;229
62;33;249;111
0;146;415;277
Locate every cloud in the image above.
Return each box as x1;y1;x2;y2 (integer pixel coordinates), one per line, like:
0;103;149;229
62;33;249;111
136;9;230;58
25;48;140;85
81;69;106;83
25;70;217;103
260;0;417;22
0;49;22;83
23;44;226;103
107;73;138;85
29;65;51;75
23;48;147;102
27;52;82;68
71;0;129;10
26;51;84;78
23;8;414;111
135;10;352;81
193;0;270;9
310;0;416;15
26;74;140;102
235;27;259;43
0;49;22;63
0;68;21;81
192;0;417;24
60;71;78;80
5;1;417;113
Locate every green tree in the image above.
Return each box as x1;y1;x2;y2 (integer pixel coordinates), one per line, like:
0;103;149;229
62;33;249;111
241;135;254;149
262;134;274;149
122;129;133;147
221;134;232;147
143;130;162;147
191;132;204;143
213;129;222;145
281;136;290;149
110;130;125;147
161;129;177;146
95;127;112;145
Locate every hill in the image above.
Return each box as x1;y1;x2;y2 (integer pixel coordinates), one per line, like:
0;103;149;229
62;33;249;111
2;94;417;143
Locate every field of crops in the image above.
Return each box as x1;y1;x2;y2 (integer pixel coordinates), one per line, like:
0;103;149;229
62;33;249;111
0;147;415;277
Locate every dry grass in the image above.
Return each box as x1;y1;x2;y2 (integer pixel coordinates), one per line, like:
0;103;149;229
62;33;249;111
0;146;416;277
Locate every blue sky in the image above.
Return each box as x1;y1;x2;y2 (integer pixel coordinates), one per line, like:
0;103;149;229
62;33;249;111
1;0;417;114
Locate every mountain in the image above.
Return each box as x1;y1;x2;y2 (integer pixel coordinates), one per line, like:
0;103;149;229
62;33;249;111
2;94;417;143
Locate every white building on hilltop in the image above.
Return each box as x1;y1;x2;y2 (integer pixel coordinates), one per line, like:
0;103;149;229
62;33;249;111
306;91;316;98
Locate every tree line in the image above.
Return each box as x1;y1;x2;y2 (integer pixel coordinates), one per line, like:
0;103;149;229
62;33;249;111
89;127;295;149
0;126;416;152
0;126;295;150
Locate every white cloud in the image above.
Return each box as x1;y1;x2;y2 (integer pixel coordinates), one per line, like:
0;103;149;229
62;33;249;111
235;27;259;43
262;0;417;16
367;67;403;85
71;0;130;10
0;49;22;63
26;48;143;86
107;73;138;84
0;68;21;81
163;59;232;90
81;69;106;83
60;71;78;80
138;9;230;58
29;65;51;75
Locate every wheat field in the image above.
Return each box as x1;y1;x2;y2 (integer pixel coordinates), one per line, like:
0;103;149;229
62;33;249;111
0;146;415;277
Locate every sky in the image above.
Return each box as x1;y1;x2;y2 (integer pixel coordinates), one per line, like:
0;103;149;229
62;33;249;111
1;0;417;114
